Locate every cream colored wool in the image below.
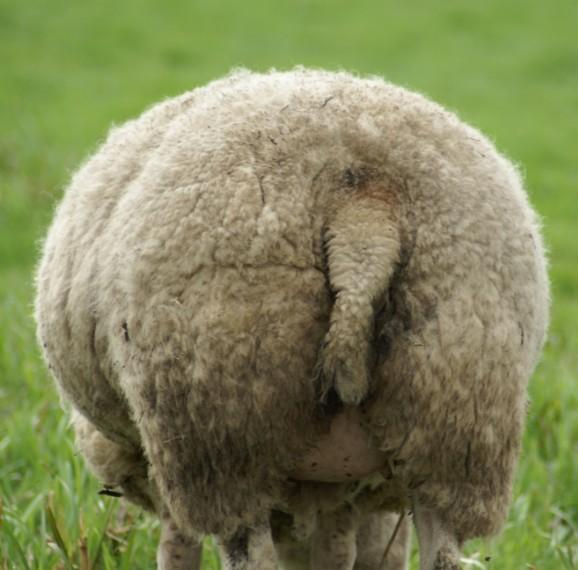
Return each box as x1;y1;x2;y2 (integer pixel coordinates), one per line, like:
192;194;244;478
36;68;549;569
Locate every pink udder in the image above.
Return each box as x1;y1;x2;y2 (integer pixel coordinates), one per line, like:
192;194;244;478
291;407;386;482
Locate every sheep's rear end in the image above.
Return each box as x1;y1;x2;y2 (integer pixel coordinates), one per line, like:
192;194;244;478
35;68;549;570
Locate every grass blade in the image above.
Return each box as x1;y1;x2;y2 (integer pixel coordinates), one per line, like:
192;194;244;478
79;535;91;570
91;500;115;568
45;500;73;569
2;523;32;570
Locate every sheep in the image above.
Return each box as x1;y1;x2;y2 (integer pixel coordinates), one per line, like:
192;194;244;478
35;68;549;570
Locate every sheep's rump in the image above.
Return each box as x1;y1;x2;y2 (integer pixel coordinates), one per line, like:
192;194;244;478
36;69;549;540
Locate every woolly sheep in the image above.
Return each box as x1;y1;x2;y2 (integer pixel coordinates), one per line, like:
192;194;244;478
35;68;549;570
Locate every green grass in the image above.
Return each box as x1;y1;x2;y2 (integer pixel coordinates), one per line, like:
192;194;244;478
1;0;577;567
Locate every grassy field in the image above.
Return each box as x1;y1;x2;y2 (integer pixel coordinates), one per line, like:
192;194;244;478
1;0;577;567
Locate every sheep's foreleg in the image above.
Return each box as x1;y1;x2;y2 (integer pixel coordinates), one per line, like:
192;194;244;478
157;511;202;570
220;524;279;570
273;534;311;570
412;502;461;570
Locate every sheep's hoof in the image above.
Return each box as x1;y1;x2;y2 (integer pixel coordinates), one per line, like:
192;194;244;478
433;547;462;569
320;347;369;406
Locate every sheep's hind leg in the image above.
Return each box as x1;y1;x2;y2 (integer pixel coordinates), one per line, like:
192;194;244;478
219;524;279;570
354;511;410;570
157;510;202;570
270;510;311;570
274;537;310;570
413;502;461;570
310;505;357;570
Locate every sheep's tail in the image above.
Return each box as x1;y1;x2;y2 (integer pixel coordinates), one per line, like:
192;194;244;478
124;286;328;538
319;187;402;405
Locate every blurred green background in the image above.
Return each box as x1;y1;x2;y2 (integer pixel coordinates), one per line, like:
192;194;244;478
1;0;577;568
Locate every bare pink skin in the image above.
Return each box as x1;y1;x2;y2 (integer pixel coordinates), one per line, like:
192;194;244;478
291;406;387;482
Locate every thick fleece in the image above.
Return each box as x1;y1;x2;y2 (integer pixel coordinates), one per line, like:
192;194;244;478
36;69;549;550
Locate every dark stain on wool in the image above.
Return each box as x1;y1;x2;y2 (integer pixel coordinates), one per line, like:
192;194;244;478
98;487;123;498
122;321;130;342
142;381;157;412
225;528;249;564
464;441;472;477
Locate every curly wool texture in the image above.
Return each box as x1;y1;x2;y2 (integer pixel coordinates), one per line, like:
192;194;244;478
36;69;549;542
